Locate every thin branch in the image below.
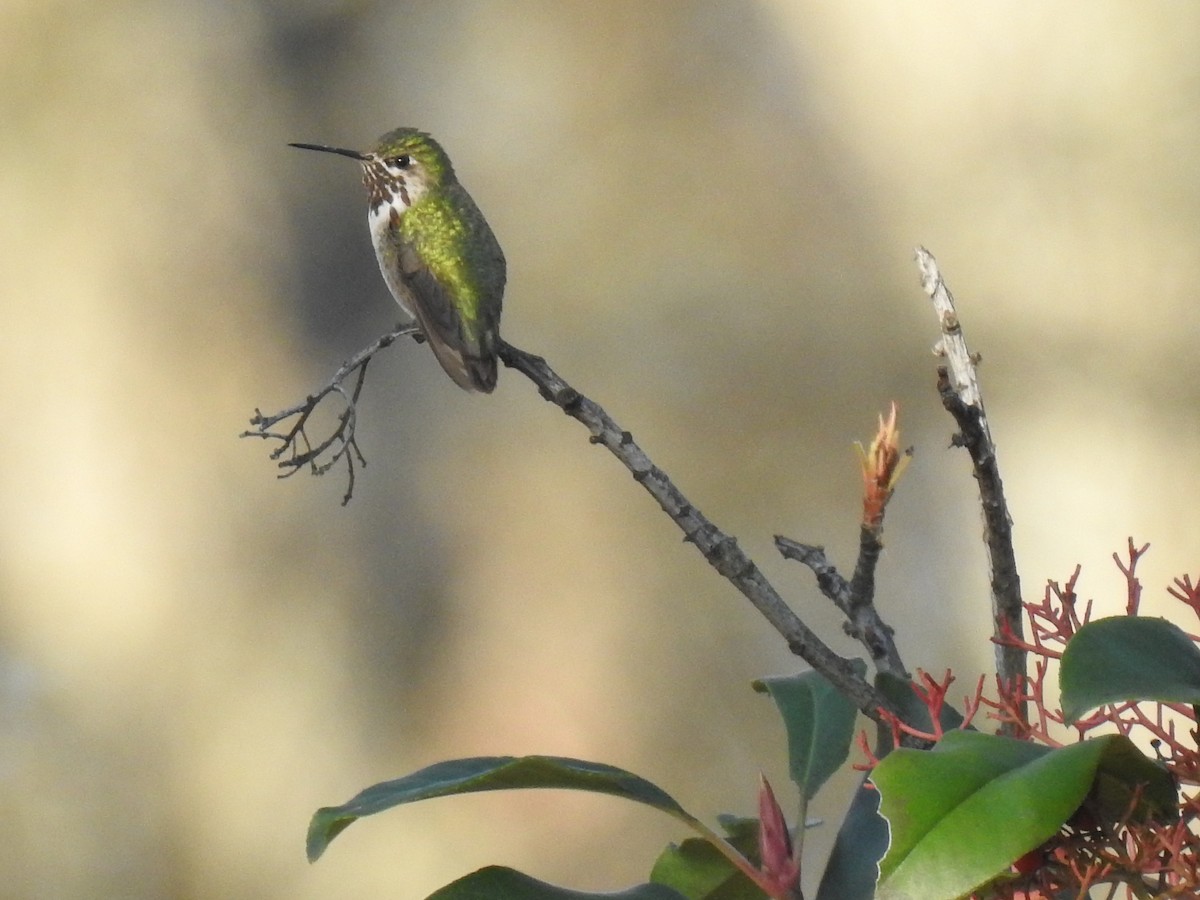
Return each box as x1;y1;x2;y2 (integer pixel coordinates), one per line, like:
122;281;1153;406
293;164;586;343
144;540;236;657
847;524;886;620
916;246;1026;728
240;325;419;505
496;340;898;726
242;329;900;725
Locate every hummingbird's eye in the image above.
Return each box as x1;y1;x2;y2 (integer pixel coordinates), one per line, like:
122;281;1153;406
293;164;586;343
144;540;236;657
388;155;412;170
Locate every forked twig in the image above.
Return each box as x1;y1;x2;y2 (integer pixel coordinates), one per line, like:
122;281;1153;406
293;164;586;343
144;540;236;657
241;325;419;505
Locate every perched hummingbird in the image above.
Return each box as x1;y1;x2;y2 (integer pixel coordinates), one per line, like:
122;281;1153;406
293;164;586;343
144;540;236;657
290;128;505;392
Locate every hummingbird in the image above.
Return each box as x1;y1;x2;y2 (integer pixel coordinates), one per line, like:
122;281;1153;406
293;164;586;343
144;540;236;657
290;127;505;392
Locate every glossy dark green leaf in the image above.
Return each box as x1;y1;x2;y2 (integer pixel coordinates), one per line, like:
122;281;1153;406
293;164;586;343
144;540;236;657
815;774;887;900
426;866;687;900
308;756;696;862
1060;616;1200;721
753;660;864;799
873;731;1172;900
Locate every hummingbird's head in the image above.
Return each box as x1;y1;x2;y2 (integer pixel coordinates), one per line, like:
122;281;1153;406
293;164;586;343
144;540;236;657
289;127;454;216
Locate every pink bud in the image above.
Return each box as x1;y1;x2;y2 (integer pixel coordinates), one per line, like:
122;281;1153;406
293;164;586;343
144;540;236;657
758;774;800;894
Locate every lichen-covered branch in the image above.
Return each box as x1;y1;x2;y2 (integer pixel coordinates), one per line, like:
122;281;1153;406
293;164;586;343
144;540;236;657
917;247;1026;726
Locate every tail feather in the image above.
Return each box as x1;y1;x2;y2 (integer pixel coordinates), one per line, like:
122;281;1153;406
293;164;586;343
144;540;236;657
419;320;497;393
431;340;497;393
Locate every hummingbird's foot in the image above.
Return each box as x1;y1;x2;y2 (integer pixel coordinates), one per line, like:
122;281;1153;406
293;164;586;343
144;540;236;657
399;323;427;345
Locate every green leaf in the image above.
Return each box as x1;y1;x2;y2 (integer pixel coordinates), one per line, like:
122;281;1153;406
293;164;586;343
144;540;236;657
308;756;697;862
753;660;864;799
815;774;887;900
426;866;688;900
1060;616;1200;721
650;836;764;900
713;814;760;848
873;731;1174;900
1085;732;1177;824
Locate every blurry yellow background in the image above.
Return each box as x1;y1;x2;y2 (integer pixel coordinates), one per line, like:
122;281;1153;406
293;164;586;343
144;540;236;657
2;2;1198;897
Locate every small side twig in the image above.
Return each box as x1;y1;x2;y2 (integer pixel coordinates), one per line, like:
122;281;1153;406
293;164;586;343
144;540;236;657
241;325;419;505
775;538;907;680
774;404;910;680
916;246;1026;728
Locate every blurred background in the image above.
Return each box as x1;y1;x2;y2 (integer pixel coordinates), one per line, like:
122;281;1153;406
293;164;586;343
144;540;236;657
3;2;1198;897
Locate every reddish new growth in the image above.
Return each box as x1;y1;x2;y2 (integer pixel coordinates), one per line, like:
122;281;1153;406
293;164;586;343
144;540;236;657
871;539;1200;898
757;774;801;898
854;670;986;769
977;540;1200;897
855;402;912;529
856;541;1200;895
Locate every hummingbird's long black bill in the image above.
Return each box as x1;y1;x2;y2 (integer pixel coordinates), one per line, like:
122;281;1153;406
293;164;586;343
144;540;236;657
288;142;370;161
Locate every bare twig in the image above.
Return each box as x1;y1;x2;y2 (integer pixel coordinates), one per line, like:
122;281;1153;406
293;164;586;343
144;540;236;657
774;539;854;616
241;325;419;505
242;329;901;724
496;340;897;726
916;246;1026;727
